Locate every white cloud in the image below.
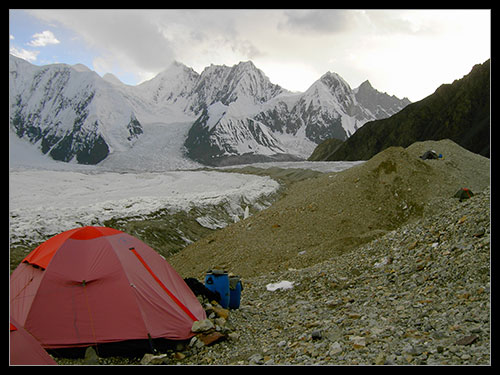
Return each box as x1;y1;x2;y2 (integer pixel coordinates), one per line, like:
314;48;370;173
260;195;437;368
280;9;354;34
10;46;39;62
28;30;60;47
25;9;490;102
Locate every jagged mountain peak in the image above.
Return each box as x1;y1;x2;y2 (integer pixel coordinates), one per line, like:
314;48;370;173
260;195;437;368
305;71;353;100
103;72;124;86
234;60;257;69
161;60;198;77
9;55;143;164
194;60;286;107
71;63;92;73
139;61;199;87
357;80;374;90
319;71;351;89
10;54;411;167
320;70;346;81
302;70;356;113
354;78;412;118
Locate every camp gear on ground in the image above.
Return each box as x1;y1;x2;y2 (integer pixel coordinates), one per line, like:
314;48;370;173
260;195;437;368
184;277;221;303
205;270;230;308
10;226;206;350
420;150;439;160
229;276;242;309
454;187;474;201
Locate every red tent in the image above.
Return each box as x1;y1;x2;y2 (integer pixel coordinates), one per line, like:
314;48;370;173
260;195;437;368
10;226;206;349
10;318;57;365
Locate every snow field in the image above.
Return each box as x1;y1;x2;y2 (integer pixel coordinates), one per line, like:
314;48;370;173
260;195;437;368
9;169;280;245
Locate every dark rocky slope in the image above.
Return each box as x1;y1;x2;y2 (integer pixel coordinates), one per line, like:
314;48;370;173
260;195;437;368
313;60;490;161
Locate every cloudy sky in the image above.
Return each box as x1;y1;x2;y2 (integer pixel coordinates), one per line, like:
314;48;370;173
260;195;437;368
9;9;490;102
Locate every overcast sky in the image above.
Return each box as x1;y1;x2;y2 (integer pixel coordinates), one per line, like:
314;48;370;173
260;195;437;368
9;9;490;102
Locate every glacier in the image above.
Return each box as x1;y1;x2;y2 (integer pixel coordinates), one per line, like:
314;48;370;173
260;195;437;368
9;166;281;246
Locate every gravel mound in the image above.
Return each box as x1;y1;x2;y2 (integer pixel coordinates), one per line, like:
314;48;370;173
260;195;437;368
169;139;489;279
181;185;491;365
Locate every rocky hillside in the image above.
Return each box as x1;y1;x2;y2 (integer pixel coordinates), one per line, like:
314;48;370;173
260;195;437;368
307;138;344;161
181;185;490;365
57;178;490;365
312;59;490;161
164;139;490;366
169;139;489;278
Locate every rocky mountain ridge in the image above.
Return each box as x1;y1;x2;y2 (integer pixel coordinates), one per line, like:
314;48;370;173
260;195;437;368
9;54;410;167
313;59;490;161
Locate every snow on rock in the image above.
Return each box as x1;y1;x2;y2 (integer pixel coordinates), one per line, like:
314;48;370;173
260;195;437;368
9;54;142;165
98;121;201;172
266;281;294;291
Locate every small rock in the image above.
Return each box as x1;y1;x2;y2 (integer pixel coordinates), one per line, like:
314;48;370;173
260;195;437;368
213;306;230;319
141;353;168;365
461;354;472;361
374;352;386;365
173;352;186;360
277;340;287;347
83;347;100;365
197;331;226;346
403;343;424;356
248;353;263;365
455;334;479;346
311;330;322;340
472;227;485;237
329;342;342;355
189;336;205;349
215;317;226;327
349;335;366;349
191;319;214;333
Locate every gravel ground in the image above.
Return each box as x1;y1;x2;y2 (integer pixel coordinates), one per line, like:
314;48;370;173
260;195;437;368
40;139;491;365
54;184;490;366
179;186;490;365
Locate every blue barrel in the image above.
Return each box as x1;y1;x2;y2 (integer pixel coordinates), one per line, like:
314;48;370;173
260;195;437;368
229;276;242;309
204;270;229;308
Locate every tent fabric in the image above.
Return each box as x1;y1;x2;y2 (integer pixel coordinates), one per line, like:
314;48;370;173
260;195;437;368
10;317;58;365
10;226;206;349
420;150;439;160
22;226;123;269
454;187;474;201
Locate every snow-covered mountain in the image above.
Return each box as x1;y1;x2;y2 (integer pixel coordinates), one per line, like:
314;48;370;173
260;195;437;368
185;66;410;165
9;55;143;165
9;54;410;167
